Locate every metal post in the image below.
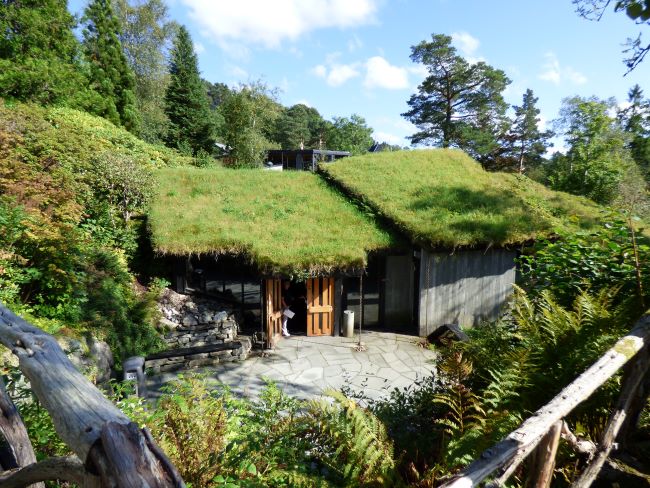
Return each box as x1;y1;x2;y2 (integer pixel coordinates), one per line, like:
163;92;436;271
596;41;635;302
356;271;366;351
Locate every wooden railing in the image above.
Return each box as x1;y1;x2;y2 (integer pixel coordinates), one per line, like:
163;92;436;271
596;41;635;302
440;314;650;488
0;304;185;487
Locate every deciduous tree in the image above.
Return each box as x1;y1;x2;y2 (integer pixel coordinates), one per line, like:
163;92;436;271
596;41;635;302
325;114;373;155
618;84;650;178
112;0;178;142
219;83;283;167
547;96;633;204
82;0;138;131
276;104;328;149
164;25;214;155
574;0;650;71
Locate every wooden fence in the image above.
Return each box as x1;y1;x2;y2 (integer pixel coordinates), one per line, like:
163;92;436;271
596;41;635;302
440;313;650;488
0;304;185;487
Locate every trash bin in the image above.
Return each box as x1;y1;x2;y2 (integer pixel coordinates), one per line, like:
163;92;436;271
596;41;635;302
343;310;355;338
123;356;146;397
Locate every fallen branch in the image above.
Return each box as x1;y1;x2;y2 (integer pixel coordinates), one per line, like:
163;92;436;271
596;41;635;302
440;314;650;488
561;421;596;458
0;303;185;487
0;376;43;488
0;456;97;488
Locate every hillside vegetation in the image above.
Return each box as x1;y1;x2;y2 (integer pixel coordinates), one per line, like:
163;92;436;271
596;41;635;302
0;101;191;360
322;149;603;249
149;167;394;275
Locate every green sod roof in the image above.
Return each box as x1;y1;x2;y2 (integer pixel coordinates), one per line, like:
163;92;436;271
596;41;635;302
149;167;394;275
321;149;602;249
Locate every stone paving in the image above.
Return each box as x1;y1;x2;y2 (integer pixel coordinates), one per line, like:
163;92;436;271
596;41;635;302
147;331;437;402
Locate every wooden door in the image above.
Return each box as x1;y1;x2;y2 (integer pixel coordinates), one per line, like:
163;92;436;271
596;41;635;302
307;277;334;336
265;279;282;347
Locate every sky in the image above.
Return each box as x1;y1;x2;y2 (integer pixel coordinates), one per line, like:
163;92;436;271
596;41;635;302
69;0;650;148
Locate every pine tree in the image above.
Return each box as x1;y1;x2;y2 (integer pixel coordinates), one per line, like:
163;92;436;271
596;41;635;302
0;0;94;106
402;33;510;166
82;0;138;131
164;26;214;154
508;89;552;174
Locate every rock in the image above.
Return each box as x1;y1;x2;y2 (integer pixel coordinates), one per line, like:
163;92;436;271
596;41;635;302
182;314;198;326
89;340;114;384
213;311;228;322
158;318;179;331
200;312;213;323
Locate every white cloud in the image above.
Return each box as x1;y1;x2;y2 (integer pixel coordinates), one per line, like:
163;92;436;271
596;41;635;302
538;52;587;85
228;65;249;79
182;0;379;49
374;131;404;145
348;34;363;52
326;64;361;86
452;31;480;57
312;53;361;87
312;65;327;78
194;41;205;54
364;56;410;90
565;66;587;85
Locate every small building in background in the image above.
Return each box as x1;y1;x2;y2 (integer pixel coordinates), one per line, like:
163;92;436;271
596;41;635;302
266;149;350;171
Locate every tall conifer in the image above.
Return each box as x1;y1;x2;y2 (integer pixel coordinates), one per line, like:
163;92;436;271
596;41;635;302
0;0;92;106
164;26;214;154
82;0;138;131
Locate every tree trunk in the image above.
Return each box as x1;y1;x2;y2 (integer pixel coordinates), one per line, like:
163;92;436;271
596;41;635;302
0;303;185;487
0;377;44;488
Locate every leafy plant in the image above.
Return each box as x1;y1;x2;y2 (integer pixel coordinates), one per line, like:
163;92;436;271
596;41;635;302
307;389;402;487
149;374;227;487
518;216;650;308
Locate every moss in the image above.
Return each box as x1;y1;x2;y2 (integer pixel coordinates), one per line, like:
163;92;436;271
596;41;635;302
149;167;394;275
322;149;603;249
613;336;641;360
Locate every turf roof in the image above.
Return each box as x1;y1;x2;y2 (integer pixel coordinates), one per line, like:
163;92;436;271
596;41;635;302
149;167;394;275
321;149;603;249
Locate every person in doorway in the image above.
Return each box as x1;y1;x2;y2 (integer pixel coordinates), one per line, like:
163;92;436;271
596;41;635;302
281;280;293;337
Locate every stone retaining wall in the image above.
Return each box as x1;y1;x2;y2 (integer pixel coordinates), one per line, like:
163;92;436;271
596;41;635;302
145;338;252;374
163;318;238;349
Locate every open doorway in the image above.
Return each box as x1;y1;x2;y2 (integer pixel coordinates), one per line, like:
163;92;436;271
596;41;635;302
284;280;307;335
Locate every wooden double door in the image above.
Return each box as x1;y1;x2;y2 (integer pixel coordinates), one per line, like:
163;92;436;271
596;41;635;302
265;277;335;344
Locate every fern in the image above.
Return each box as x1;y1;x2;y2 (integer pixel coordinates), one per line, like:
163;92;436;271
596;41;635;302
307;390;403;487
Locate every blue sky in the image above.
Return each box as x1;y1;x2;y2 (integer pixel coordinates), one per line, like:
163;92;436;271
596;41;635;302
69;0;650;148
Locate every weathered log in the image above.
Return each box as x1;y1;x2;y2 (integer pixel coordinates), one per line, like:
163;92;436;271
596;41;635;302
0;376;43;486
0;455;97;487
572;344;650;488
0;303;185;487
440;313;650;488
561;421;596;458
528;421;562;488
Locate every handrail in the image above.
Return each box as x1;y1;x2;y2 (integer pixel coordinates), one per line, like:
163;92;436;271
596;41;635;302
439;313;650;488
0;303;185;487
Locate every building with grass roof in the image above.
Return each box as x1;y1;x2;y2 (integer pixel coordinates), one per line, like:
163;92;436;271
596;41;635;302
149;150;602;344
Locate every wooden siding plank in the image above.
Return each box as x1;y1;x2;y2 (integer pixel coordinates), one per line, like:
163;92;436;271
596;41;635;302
419;250;516;336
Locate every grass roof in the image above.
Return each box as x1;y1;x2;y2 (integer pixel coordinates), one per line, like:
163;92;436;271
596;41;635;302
149;167;394;275
321;149;603;249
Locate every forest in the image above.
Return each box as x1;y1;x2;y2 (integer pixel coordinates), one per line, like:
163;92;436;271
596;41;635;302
1;0;650;487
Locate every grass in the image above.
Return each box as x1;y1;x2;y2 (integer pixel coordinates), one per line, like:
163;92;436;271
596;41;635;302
321;149;603;249
149;167;394;275
0;101;193;169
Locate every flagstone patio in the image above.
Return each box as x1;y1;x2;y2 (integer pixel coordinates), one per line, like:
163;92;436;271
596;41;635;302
147;331;437;402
